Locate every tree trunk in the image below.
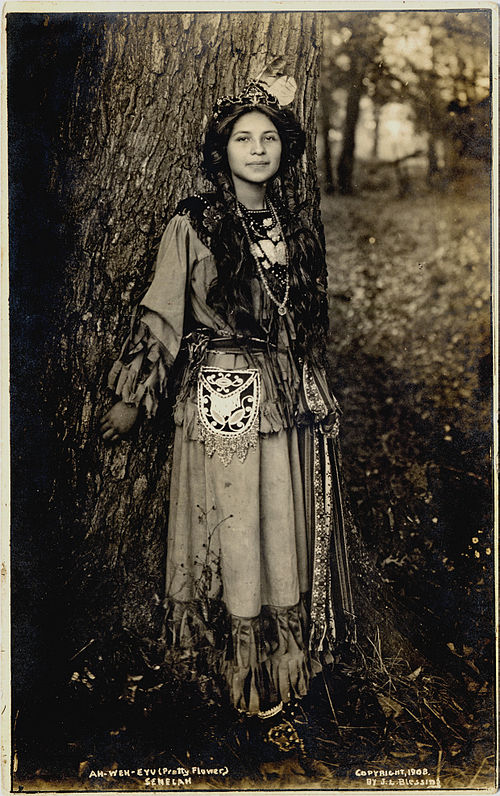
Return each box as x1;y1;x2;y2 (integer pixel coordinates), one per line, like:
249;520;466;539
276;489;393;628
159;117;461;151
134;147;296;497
34;11;323;673
425;47;442;184
427;132;440;182
371;102;380;159
337;55;366;194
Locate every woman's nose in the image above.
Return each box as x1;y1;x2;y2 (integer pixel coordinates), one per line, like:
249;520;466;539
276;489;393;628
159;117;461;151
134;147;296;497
250;138;265;154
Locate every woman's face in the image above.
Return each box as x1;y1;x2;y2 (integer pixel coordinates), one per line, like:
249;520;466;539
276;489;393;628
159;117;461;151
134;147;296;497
226;111;282;188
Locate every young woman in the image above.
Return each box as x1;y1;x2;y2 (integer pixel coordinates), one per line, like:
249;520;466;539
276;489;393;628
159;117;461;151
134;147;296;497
101;81;355;746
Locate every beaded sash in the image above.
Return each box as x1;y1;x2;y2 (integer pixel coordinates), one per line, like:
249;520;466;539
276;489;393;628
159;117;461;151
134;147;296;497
197;367;261;466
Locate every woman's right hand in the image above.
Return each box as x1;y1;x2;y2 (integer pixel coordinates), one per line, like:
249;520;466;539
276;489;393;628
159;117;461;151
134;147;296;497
100;401;140;441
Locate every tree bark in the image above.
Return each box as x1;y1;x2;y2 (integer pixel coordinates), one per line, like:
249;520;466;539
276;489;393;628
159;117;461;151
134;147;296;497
38;11;323;667
337;55;366;194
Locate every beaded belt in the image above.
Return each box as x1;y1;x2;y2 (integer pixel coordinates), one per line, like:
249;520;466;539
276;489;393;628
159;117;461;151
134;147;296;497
207;336;287;355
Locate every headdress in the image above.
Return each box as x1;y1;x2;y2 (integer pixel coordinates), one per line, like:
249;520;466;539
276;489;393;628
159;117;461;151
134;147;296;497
211;58;298;121
213;82;281;120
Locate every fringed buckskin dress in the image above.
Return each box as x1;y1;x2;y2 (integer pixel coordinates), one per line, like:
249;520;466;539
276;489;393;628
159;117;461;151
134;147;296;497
108;194;356;715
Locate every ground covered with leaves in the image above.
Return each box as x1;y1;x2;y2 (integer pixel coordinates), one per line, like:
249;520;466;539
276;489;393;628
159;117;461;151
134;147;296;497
322;162;494;789
14;164;495;792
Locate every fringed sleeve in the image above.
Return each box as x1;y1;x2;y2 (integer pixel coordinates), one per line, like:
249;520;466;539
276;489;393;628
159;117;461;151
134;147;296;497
107;310;175;418
107;213;196;417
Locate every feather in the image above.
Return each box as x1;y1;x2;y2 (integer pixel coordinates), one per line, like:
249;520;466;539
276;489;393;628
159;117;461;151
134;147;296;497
253;56;297;106
254;56;288;82
259;75;297;106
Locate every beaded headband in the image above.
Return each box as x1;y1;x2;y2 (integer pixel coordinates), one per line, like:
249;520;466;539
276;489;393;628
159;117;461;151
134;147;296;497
213;81;281;120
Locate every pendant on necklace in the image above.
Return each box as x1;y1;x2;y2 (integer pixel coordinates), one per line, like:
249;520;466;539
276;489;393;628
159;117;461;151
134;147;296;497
278;306;287;315
274;240;287;264
258;239;278;264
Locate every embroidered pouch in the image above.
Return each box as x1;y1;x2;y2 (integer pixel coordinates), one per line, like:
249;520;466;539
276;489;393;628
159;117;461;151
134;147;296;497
197;367;261;466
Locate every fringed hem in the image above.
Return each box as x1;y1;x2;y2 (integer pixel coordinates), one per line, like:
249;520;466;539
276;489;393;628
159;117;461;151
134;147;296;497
162;598;311;716
107;319;173;417
223;602;310;715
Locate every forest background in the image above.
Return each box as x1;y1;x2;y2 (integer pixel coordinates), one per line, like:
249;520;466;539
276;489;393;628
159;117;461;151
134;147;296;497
7;8;495;793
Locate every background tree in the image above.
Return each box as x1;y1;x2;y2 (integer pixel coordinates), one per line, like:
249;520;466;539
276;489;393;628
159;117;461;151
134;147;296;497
319;73;336;193
319;10;490;194
335;14;384;194
319;12;384;194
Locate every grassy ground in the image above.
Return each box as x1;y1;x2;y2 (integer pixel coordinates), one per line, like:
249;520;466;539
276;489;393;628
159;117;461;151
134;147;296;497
13;164;495;792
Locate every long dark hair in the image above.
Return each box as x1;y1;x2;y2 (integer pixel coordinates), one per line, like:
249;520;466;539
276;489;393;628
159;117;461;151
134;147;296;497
202;102;328;365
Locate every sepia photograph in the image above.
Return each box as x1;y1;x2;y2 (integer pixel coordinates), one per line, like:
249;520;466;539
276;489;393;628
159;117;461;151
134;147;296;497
4;3;497;793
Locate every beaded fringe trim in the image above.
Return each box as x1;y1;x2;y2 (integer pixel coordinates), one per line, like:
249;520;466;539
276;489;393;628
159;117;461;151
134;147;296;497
197;421;259;467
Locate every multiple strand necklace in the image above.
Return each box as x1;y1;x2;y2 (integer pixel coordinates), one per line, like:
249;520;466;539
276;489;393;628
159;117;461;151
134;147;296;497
236;199;290;316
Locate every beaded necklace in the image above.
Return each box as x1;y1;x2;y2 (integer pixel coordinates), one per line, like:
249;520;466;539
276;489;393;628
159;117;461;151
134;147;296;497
236;200;290;316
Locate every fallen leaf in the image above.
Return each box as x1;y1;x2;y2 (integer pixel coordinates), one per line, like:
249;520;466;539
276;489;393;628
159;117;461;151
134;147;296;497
376;693;404;718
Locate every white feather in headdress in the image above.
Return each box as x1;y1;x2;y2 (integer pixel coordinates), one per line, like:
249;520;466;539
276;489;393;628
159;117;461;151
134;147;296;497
254;57;297;107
